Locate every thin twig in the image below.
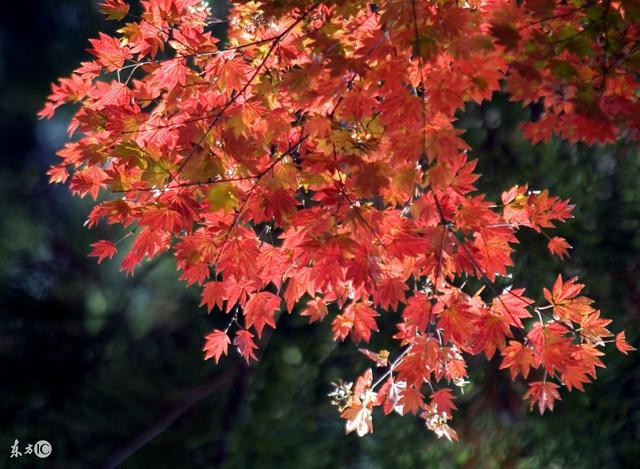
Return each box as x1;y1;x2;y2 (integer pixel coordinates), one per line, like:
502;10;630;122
103;371;233;469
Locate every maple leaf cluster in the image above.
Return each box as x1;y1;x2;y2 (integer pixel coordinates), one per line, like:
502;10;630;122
41;0;635;440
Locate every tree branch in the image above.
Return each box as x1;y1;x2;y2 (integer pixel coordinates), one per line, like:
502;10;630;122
103;371;234;469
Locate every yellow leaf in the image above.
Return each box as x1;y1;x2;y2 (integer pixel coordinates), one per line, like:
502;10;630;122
207;182;239;212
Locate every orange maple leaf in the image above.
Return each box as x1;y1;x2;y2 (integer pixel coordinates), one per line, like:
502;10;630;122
500;340;535;380
615;331;636;355
524;381;561;415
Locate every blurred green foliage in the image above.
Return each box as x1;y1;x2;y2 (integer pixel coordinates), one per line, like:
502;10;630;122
1;1;638;468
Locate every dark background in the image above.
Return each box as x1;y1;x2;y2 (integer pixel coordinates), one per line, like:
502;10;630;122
1;1;639;467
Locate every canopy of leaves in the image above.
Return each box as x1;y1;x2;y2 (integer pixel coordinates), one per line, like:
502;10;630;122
16;0;638;459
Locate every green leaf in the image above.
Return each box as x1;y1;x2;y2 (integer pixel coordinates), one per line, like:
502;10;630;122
207;182;240;212
181;149;224;182
113;141;150;169
550;60;577;80
141;160;172;186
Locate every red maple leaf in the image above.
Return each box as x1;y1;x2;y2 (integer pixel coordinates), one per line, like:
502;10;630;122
89;240;117;264
491;288;533;329
331;302;379;344
203;329;231;364
434;292;475;344
527;322;574;375
401;293;432;333
200;281;228;313
243;292;281;337
332;313;353;342
372;275;408;311
429;388;458;417
351;302;380;344
398;385;425;415
69;167;109;200
547;236;572;258
301;298;328;324
234;329;258;363
88;32;132;71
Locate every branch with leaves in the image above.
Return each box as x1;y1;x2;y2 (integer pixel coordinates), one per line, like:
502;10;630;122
41;0;636;441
